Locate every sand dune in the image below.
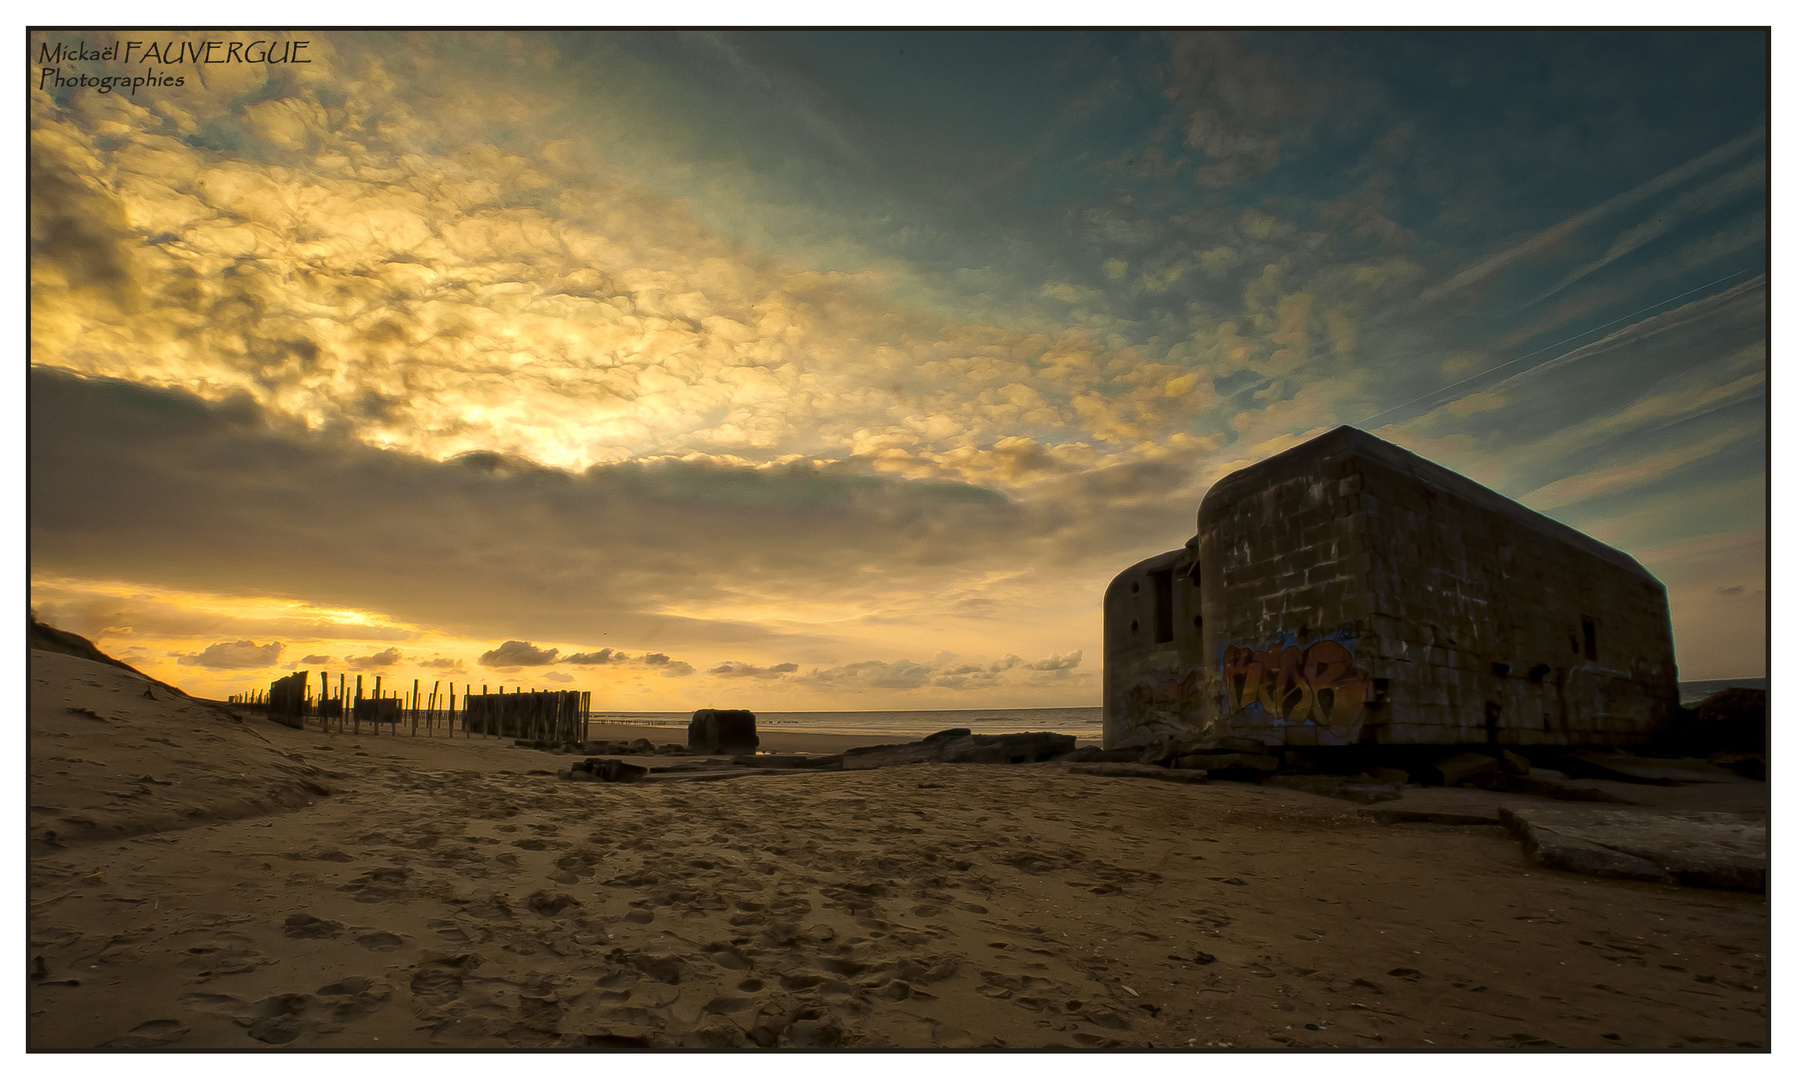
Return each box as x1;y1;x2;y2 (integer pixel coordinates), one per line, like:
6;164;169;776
28;649;1767;1049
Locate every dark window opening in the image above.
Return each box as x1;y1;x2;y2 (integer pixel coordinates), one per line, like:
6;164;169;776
1193;615;1203;629
1581;617;1597;661
1151;570;1174;643
1130;581;1139;594
1490;662;1511;678
1130;619;1139;634
1528;664;1550;683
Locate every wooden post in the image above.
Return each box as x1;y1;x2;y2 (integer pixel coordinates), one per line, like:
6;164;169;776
354;676;362;734
450;683;458;737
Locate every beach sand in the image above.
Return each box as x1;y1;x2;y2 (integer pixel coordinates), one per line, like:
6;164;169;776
28;649;1767;1049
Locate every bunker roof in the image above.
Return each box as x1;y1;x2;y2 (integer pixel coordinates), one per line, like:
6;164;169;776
1197;426;1658;583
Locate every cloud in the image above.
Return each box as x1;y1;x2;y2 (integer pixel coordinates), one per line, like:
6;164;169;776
421;657;467;672
179;639;283;669
543;671;574;682
708;661;799;679
479;640;560;667
345;647;403;671
790;652;1031;692
1164;32;1308;187
31;368;1174;658
21;32;1766;701
641;653;697;678
299;653;333;664
1024;650;1083;672
563;649;628;665
25;572;418;648
564;646;698;676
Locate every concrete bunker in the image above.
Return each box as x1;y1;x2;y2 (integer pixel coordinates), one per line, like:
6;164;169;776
1103;426;1678;750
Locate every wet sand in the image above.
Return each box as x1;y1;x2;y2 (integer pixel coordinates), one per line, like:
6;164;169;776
28;649;1768;1049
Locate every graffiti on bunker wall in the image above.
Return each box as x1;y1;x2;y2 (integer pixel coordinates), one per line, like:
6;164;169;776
1116;668;1203;737
1220;635;1372;740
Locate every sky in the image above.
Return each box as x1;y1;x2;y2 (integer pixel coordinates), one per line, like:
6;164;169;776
25;28;1769;708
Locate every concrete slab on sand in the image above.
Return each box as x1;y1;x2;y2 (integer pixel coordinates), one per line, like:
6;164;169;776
1560;752;1745;786
1500;805;1765;892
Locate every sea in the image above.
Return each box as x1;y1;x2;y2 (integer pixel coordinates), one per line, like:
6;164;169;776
585;706;1104;741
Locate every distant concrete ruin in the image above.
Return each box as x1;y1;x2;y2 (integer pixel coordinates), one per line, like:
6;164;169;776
1103;427;1679;750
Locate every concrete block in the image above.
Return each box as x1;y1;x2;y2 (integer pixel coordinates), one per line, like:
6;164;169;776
1501;806;1765;891
1432;752;1501;785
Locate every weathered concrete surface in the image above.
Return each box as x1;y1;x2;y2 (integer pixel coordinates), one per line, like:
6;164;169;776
1104;426;1679;750
1171;751;1281;773
1361;808;1505;827
582;738;688;756
1558;752;1743;786
1261;774;1403;804
566;757;650;783
1061;746;1146;764
1500;806;1766;892
688;709;759;755
840;731;1075;770
1679;687;1768;754
1432;752;1502;786
731;753;843;769
1068;763;1209;784
1466;769;1634;803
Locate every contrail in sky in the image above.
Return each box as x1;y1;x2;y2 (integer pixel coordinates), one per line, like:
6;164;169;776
1356;267;1761;429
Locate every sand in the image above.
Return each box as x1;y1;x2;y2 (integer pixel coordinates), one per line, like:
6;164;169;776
28;649;1768;1049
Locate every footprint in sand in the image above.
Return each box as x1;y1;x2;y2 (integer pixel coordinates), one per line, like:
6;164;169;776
428;919;472;946
354;931;404;950
409;953;482;1008
282;913;342;939
99;1019;188;1048
314;976;392;1030
339;865;409;902
175;932;270;980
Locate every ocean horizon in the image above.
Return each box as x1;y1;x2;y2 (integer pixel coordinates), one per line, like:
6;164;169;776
585;706;1104;740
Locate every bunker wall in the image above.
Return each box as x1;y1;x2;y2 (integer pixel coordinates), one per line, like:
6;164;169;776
1102;548;1206;748
1353;457;1677;745
1187;429;1677;748
1195;447;1382;747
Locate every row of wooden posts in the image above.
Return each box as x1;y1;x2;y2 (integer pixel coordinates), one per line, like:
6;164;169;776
229;669;593;743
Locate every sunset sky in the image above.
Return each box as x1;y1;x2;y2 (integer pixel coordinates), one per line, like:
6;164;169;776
27;29;1768;708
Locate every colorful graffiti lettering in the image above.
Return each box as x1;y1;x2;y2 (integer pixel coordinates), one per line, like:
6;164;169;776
1220;638;1371;737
